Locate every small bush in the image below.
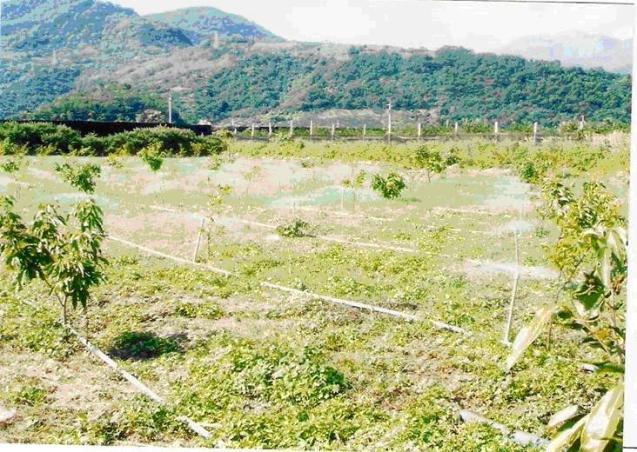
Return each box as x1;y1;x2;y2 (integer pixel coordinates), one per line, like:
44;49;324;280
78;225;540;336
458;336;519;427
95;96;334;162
276;219;312;238
109;331;181;360
139;143;164;172
175;301;223;320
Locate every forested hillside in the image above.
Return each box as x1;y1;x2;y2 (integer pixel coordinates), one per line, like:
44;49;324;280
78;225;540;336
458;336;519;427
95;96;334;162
196;46;630;125
1;0;632;127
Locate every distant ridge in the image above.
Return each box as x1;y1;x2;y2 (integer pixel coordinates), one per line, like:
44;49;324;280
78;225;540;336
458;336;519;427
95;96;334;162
146;7;283;44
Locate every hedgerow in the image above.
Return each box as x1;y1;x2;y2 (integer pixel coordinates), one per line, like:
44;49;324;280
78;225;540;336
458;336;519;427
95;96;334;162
0;123;227;157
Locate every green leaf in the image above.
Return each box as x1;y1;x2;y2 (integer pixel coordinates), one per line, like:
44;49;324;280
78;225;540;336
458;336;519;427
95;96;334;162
580;381;624;452
506;305;554;372
547;415;587;452
548;405;580;429
573;272;605;318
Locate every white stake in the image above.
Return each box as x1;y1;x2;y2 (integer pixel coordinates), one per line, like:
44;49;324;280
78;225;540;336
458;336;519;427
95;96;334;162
310;120;314;138
251;123;255;140
289;120;294;138
417;122;422;140
454;121;459;137
331;123;336;140
268;121;273;138
532;122;539;145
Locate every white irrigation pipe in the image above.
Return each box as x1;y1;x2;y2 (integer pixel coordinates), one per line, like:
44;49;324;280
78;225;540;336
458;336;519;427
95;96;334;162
147;204;452;256
432;206;515;217
17;299;212;439
67;326;212;439
107;235;469;335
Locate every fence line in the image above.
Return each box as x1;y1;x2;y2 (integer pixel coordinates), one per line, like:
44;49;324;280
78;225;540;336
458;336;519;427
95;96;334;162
2;119;619;142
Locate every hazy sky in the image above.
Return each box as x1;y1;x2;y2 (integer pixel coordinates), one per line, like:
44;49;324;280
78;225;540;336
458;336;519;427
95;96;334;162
110;0;633;51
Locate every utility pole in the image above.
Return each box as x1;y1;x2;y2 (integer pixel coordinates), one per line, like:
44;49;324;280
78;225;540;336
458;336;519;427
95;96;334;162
168;92;173;124
213;31;220;49
387;100;393;144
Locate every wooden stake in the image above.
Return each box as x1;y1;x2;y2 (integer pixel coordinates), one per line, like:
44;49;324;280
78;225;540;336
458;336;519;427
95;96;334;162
341;186;345;210
503;228;520;345
192;218;205;263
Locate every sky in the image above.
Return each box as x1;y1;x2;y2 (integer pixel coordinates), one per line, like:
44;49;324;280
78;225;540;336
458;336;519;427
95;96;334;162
110;0;633;52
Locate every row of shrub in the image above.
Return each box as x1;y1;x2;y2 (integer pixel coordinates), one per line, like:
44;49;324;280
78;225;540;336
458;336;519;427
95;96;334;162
0;122;227;157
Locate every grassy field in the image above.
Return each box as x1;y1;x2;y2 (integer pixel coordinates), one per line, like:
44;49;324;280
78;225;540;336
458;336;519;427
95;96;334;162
0;136;628;449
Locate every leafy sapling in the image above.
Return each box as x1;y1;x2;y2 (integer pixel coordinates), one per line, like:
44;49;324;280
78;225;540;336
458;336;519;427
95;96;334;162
372;172;406;199
55;162;101;194
414;146;446;182
0;196;107;326
205;185;232;259
505;181;626;451
139;143;164;172
342;170;367;211
1;156;27;199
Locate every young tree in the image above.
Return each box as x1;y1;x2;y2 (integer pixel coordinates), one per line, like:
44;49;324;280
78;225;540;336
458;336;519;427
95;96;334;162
0;156;28;199
342;170;367;212
139;143;164;172
506;181;625;451
414;146;446;182
205;185;232;260
371;172;406;199
0;196;107;325
55;162;101;193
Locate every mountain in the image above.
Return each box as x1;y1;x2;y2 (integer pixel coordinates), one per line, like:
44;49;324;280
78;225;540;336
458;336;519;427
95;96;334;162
147;7;282;45
1;0;632;127
2;0;192;55
499;33;632;74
